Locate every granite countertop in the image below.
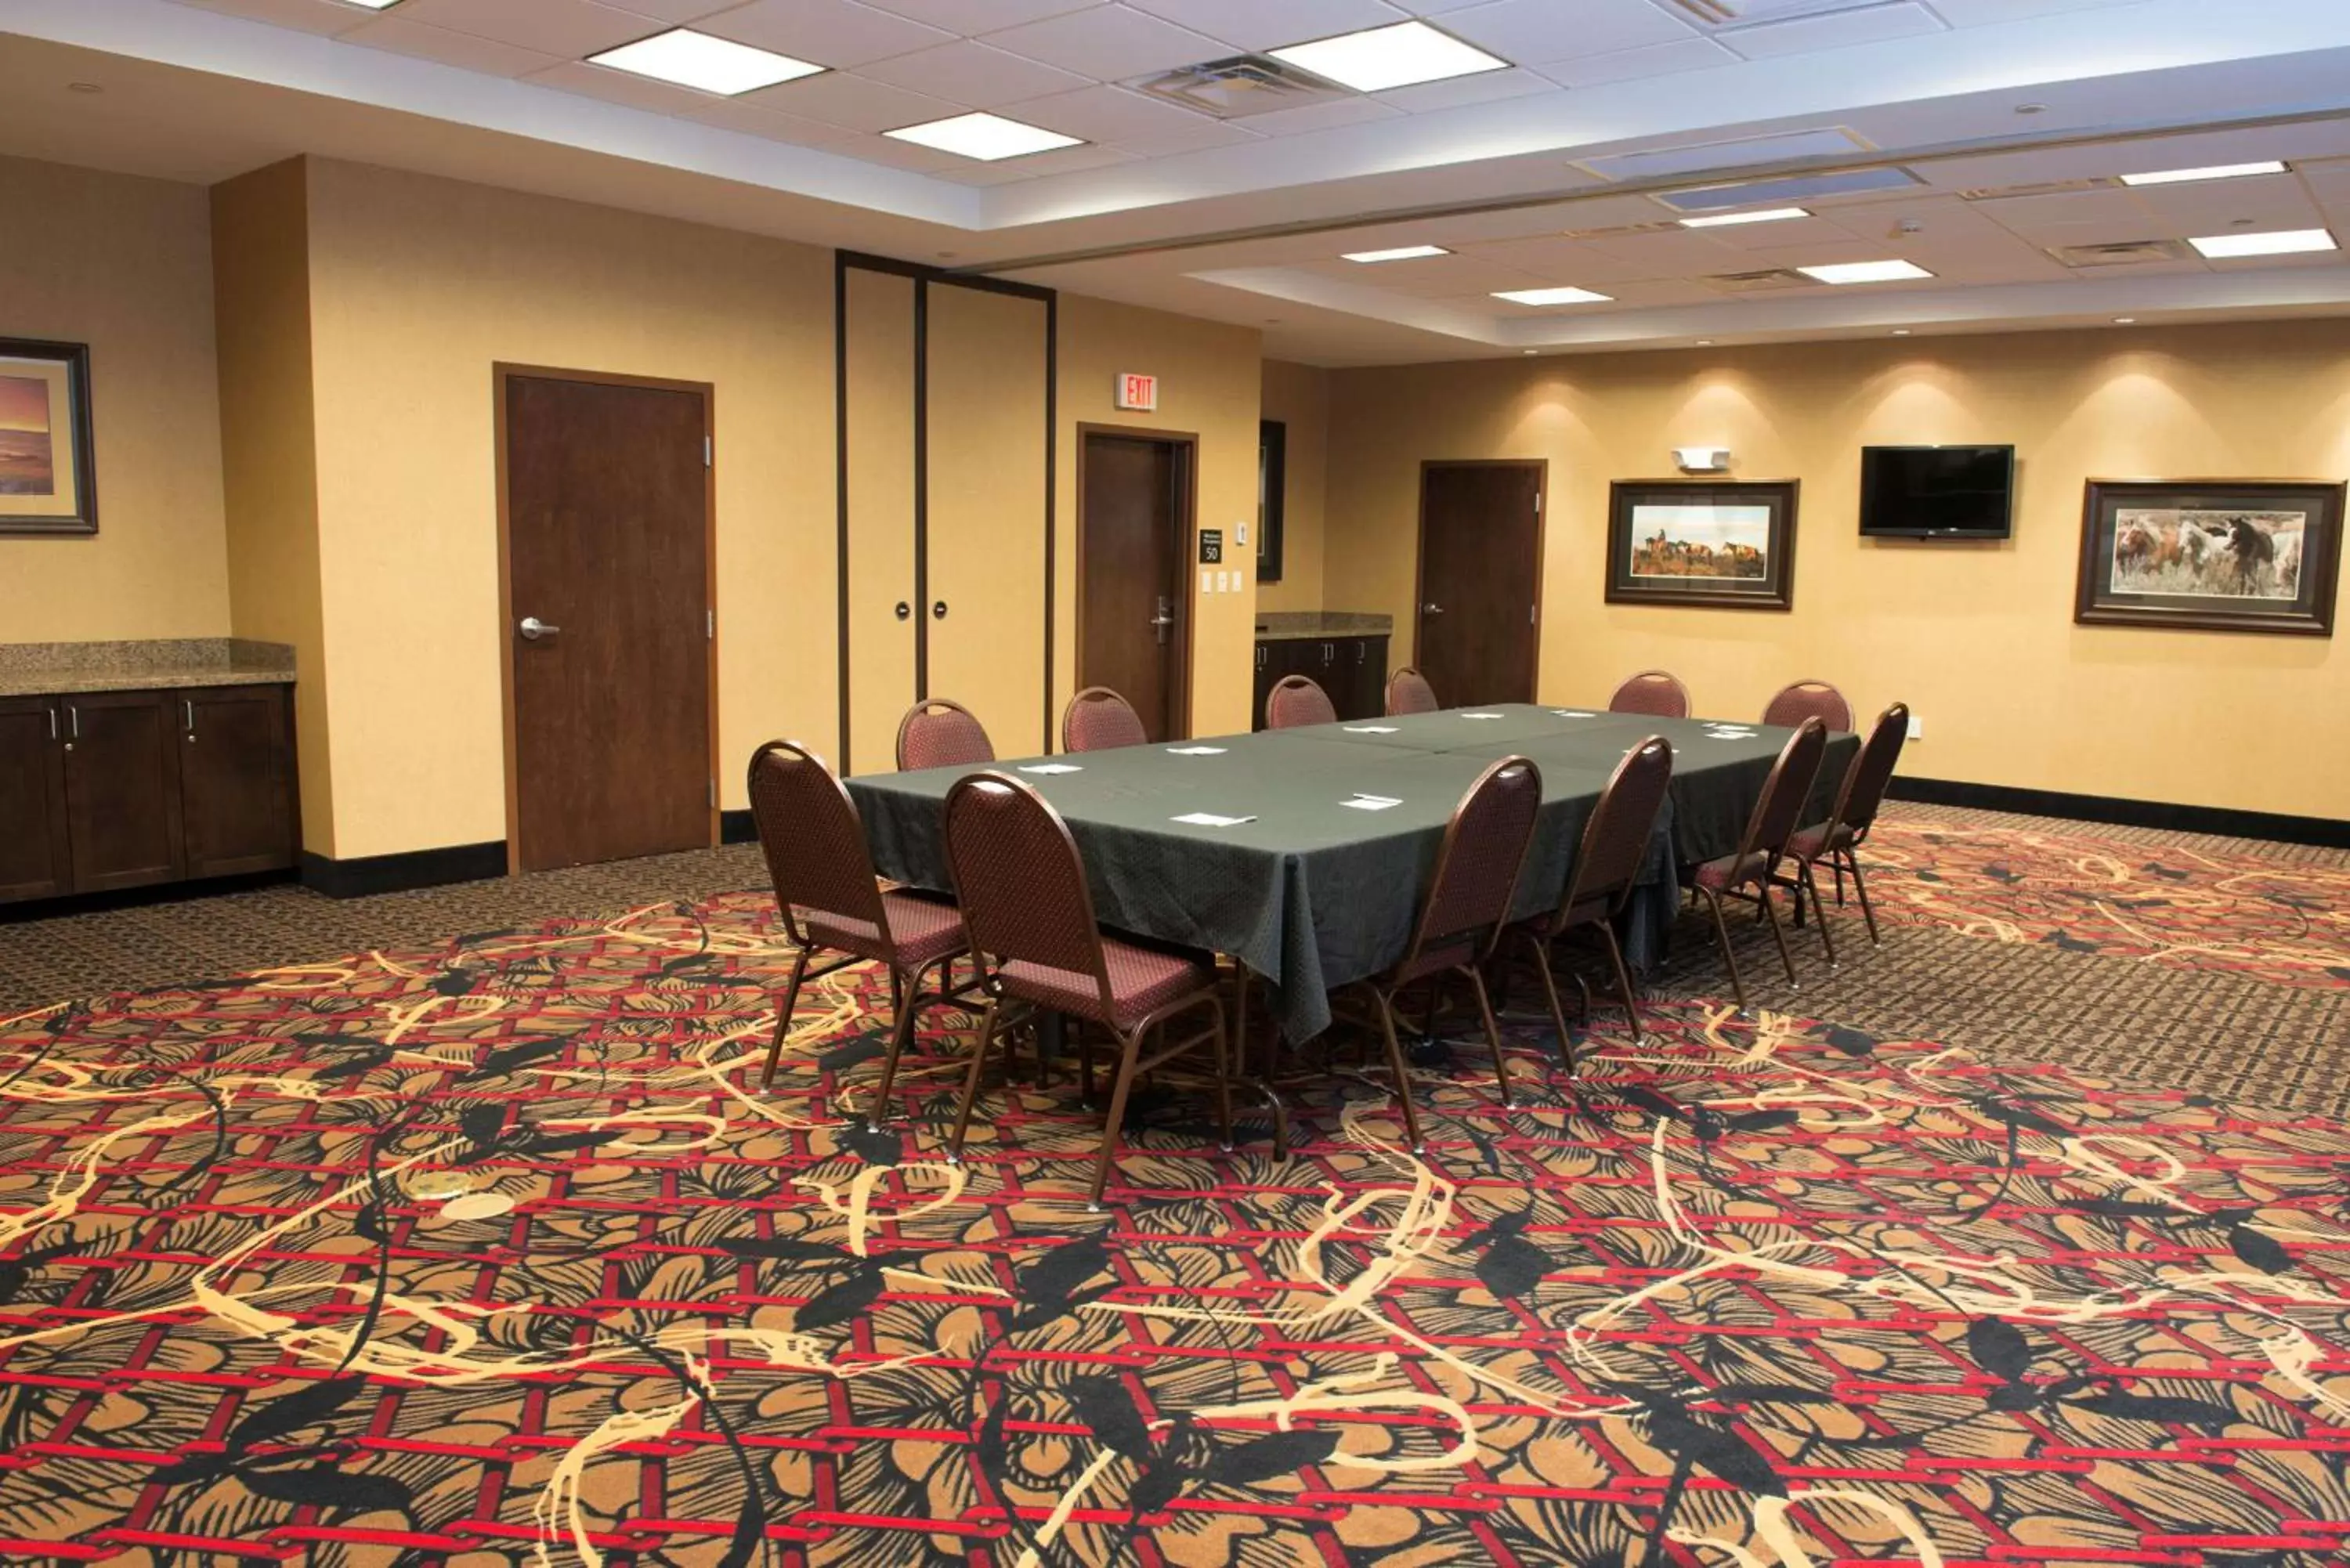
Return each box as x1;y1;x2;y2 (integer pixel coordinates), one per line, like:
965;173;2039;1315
1254;611;1395;642
0;638;297;697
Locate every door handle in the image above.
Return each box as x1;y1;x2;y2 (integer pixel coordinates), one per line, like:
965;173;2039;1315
1151;594;1173;645
932;601;949;620
1423;602;1444;616
519;616;560;641
895;602;911;620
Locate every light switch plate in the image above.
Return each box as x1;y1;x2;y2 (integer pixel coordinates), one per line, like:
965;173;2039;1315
1237;522;1249;546
1200;569;1213;594
1907;714;1924;741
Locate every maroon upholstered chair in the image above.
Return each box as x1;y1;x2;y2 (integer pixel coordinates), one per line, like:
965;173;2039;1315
1511;736;1672;1063
895;699;994;772
1680;718;1828;1010
747;740;981;1124
1384;667;1440;717
1608;670;1692;719
1342;756;1542;1151
1762;678;1854;733
1264;674;1337;730
1062;686;1149;753
942;772;1231;1207
1774;701;1910;960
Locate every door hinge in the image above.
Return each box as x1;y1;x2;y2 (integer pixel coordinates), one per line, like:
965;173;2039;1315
703;435;713;468
1530;604;1538;625
709;779;718;809
707;608;715;639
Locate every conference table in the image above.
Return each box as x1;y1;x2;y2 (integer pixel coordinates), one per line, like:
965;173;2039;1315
848;703;1855;1046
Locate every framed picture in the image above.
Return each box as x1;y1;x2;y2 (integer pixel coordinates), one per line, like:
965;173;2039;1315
2077;479;2341;637
0;339;96;537
1606;479;1798;610
1256;417;1286;583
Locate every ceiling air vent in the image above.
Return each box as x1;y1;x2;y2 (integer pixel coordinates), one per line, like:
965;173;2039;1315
1960;178;2112;201
1705;267;1817;292
1135;55;1346;118
2049;239;2194;268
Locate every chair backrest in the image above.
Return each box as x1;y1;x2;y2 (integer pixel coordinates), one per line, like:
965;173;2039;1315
1825;702;1910;843
1062;686;1149;753
1399;755;1543;972
942;771;1112;1013
896;698;994;772
1384;667;1439;717
1735;717;1828;862
1556;735;1673;921
1265;674;1337;730
1762;678;1854;732
746;740;888;950
1608;670;1691;719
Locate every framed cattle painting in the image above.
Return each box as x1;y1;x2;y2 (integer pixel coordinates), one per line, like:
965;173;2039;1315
2077;479;2341;637
1605;479;1799;611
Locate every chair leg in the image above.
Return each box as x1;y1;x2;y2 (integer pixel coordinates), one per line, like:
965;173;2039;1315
1598;923;1643;1047
1209;1002;1235;1153
1759;883;1799;987
946;997;1000;1163
1370;990;1426;1154
759;949;812;1091
1799;861;1838;967
1832;860;1847;906
1090;1026;1149;1209
1846;852;1882;945
1466;966;1511;1109
1524;929;1574;1073
1699;887;1748;1013
865;959;927;1131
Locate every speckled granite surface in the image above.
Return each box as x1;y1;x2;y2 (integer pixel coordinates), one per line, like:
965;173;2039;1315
1253;610;1393;641
0;638;296;696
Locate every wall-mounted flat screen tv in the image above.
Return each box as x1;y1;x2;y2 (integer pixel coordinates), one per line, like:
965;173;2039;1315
1859;445;2016;539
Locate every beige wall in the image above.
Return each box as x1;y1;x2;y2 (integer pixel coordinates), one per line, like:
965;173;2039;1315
0;155;228;641
1057;294;1263;738
1256;359;1328;613
1324;321;2350;819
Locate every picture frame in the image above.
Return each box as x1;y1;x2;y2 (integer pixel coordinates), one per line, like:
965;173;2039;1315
1606;479;1798;611
2076;479;2341;637
0;339;97;537
1256;417;1286;583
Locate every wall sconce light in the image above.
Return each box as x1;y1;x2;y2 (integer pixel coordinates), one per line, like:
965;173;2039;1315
1673;446;1732;472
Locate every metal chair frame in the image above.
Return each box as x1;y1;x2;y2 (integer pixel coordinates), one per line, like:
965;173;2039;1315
1384;666;1439;717
1680;718;1828;1011
1762;677;1855;734
1772;702;1910;963
1061;685;1149;753
1264;673;1337;730
895;697;993;772
1608;669;1693;719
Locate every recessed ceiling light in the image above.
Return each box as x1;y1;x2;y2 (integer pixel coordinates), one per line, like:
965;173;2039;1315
2120;161;2287;186
886;111;1083;161
1492;287;1614;305
1799;259;1934;284
2189;227;2337;258
1891;329;1912;336
589;28;822;96
2015;103;2048;114
1522;349;1538;355
2113;316;2137;324
1679;208;1811;229
1271;20;1509;94
340;0;405;8
1697;338;1715;346
1341;244;1452;263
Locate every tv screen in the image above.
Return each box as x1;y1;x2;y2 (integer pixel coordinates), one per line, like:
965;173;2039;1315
1860;445;2016;539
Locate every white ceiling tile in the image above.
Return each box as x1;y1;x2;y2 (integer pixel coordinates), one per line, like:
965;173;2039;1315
1011;84;1256;151
943;139;1137;178
2127;177;2325;233
745;70;966;128
1120;0;1408;53
1924;0;2146;23
1462;234;1699;283
606;0;744;20
979;4;1225;80
1538;35;1738;86
338;16;564;74
1582;227;1753;272
856;40;1094;106
1438;0;1695;65
1385;0;1502;13
1377;66;1560;114
1966;186;2151;233
862;0;1101;29
834;130;974;171
391;0;667;57
524;59;728;112
1227;96;1405;138
676;94;866;144
1718;2;1946;60
696;0;956;69
167;0;374;37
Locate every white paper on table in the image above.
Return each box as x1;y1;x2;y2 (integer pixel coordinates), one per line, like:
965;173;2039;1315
1019;763;1083;775
1341;794;1403;811
1342;724;1399;734
1166;746;1227;756
1170;811;1256;827
1551;710;1596;719
1461;712;1505;720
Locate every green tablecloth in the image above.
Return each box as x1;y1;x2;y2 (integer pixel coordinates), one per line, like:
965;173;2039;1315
847;705;1855;1043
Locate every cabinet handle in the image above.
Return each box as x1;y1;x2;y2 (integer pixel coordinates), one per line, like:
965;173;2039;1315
184;699;194;732
47;706;57;741
67;705;78;740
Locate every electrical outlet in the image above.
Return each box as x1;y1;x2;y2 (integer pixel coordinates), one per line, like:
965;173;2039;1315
1907;714;1924;741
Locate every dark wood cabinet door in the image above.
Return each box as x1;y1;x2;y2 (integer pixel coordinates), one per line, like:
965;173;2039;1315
179;685;297;879
61;690;185;893
1334;636;1390;721
0;696;72;904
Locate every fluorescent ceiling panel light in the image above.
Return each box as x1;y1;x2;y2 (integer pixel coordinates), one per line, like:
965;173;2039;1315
589;29;822;95
2119;161;2288;186
1343;245;1452;262
2188;227;2336;258
1271;21;1508;94
1798;258;1932;284
1493;286;1614;305
1679;207;1811;229
886;112;1083;161
1658;167;1920;212
340;0;405;9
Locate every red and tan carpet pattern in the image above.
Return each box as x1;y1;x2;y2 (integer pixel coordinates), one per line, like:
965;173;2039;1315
1855;818;2350;990
3;893;2350;1566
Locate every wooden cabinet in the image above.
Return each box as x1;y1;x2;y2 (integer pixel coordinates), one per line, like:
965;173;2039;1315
0;683;298;906
1251;634;1390;728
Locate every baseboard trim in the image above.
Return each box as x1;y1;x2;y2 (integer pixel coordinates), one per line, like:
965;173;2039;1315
299;840;510;899
719;808;757;847
1;869;295;923
1885;776;2350;850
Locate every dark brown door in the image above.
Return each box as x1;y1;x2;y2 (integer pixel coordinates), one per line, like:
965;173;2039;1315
179;685;297;878
0;696;72;902
61;690;184;893
1079;432;1190;742
1415;462;1544;706
504;373;712;872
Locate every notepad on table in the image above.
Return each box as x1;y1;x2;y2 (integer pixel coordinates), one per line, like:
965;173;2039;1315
1341;794;1403;811
1170;811;1256;827
1461;712;1505;720
1166;746;1227;756
1343;724;1398;734
1019;762;1083;775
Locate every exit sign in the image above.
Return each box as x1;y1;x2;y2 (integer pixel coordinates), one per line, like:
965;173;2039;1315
1115;372;1158;411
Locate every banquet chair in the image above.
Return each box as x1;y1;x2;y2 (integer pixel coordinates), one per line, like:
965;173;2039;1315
1773;701;1910;961
1509;736;1672;1064
1762;678;1854;733
942;772;1231;1207
1062;686;1149;753
1680;717;1828;1011
1265;674;1338;730
747;741;982;1123
1384;667;1440;717
1608;670;1692;719
895;698;994;772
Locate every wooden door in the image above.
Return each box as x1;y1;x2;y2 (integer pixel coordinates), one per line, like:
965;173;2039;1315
179;685;297;878
0;696;71;902
61;690;183;893
1415;462;1544;706
1079;431;1191;742
502;371;713;873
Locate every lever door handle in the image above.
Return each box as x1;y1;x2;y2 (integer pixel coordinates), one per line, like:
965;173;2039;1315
519;616;560;641
1423;602;1444;616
